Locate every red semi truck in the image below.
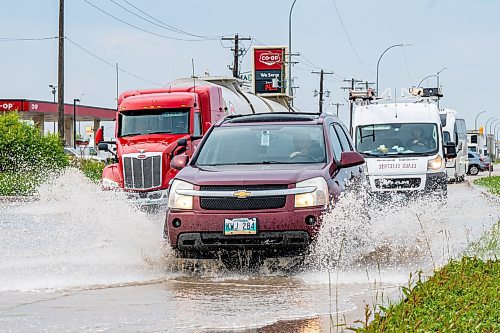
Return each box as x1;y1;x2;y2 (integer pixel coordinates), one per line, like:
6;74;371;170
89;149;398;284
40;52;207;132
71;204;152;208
96;85;226;206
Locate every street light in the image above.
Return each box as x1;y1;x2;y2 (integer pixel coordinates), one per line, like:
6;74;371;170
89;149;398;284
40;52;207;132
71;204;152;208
288;0;298;103
417;68;447;87
48;84;57;103
416;67;446;108
490;119;500;137
485;117;496;136
73;98;80;149
474;111;487;130
376;43;411;95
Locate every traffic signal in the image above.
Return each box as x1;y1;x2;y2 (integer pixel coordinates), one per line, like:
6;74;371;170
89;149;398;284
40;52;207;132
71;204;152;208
479;126;484;136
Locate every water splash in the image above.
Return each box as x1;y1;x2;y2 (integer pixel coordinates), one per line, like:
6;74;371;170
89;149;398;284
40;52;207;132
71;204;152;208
310;183;498;274
0;168;166;291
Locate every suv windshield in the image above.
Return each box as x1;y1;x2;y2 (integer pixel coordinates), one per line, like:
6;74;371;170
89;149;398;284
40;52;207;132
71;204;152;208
196;125;326;165
356;123;439;156
118;108;189;137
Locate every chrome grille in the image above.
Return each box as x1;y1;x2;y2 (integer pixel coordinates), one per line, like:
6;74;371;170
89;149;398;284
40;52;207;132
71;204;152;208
123;155;162;189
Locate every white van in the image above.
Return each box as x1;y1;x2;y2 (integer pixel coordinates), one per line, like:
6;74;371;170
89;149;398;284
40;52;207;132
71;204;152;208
353;102;456;195
439;109;468;182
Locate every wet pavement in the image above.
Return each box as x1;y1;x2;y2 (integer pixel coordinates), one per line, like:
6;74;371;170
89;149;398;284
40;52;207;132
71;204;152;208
0;169;498;332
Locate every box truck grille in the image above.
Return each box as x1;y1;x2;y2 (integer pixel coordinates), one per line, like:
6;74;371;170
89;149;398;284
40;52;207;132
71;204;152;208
375;178;421;189
123;155;162;189
199;184;288;210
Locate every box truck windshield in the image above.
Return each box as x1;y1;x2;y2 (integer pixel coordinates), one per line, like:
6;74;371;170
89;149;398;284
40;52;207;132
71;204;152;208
356;123;439;156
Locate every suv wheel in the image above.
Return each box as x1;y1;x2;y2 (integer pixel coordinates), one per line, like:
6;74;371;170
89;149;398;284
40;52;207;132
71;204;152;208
469;165;480;175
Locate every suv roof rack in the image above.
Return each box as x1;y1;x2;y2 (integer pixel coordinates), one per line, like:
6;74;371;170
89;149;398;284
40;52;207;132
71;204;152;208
223;112;321;124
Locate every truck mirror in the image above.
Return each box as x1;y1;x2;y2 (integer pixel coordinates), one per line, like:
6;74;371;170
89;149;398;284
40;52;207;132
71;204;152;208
445;141;457;159
97;142;109;152
95;127;103;145
177;138;188;147
171;154;189;170
203;122;211;133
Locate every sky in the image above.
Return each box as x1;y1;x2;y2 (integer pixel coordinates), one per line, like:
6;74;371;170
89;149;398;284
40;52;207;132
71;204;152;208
2;0;500;136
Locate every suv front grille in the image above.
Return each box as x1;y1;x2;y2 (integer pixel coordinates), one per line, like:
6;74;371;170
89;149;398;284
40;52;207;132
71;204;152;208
123;155;161;189
199;184;288;210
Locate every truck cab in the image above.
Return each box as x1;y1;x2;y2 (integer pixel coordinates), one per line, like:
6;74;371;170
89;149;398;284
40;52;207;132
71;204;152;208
353;101;456;195
97;85;225;206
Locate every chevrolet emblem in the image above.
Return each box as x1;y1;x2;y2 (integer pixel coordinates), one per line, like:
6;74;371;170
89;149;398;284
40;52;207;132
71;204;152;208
233;190;251;199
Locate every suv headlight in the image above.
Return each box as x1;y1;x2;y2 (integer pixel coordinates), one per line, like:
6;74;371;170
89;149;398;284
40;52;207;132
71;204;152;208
295;177;328;208
102;178;119;188
168;179;194;210
427;155;443;172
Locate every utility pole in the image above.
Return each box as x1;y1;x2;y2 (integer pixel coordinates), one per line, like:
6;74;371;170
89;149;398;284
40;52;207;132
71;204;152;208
332;103;344;117
58;0;65;142
222;34;251;78
312;69;334;113
341;78;362;135
358;80;375;91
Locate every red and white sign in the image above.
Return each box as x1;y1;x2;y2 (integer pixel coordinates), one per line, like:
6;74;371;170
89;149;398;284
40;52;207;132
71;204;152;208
0;101;24;111
254;48;284;70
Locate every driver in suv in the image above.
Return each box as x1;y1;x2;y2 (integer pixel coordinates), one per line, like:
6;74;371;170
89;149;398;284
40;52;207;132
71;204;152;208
289;132;325;162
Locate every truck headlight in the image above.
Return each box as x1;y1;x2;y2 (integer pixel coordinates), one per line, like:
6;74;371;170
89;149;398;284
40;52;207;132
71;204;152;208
295;177;328;208
102;178;119;188
427;155;443;171
168;179;194;210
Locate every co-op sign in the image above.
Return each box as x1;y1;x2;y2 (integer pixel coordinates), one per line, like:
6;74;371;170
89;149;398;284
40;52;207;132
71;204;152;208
252;46;287;95
0;101;24;111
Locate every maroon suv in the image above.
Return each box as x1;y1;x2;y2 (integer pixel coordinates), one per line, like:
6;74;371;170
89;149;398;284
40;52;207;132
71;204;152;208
165;113;365;258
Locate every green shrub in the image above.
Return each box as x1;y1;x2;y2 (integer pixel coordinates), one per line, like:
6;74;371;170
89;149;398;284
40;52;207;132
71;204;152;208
352;257;499;332
0;112;68;195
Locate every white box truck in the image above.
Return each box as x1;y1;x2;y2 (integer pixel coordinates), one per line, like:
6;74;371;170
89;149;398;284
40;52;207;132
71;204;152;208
439;108;468;182
353;101;456;195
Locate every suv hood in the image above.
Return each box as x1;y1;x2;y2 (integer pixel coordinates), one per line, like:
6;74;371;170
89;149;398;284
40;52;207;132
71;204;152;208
177;164;327;186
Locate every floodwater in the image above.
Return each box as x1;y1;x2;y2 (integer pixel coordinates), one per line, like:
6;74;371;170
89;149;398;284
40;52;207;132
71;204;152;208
0;169;498;332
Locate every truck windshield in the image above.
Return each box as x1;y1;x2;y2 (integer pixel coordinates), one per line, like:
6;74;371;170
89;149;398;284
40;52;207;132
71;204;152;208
356;123;439;156
195;125;326;165
118;108;189;137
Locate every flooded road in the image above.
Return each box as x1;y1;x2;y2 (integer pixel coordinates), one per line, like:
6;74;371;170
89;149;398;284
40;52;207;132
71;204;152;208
0;170;498;332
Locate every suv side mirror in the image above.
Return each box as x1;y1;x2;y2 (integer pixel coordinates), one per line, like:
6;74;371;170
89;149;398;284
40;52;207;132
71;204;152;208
177;138;188;147
171;154;189;170
445;141;457;159
98;142;109;152
339;151;365;168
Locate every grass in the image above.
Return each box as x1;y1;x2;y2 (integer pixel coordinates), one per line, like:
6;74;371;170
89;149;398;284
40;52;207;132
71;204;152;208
351;219;500;332
474;176;500;196
351;257;499;332
465;221;500;260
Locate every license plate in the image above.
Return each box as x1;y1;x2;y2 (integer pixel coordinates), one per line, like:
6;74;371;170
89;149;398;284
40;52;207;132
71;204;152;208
224;218;257;235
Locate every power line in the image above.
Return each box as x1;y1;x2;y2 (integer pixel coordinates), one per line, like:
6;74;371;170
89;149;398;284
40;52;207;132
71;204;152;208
0;36;58;41
120;0;226;40
65;37;162;86
82;0;210;42
331;0;372;75
109;0;219;40
299;54;321;70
